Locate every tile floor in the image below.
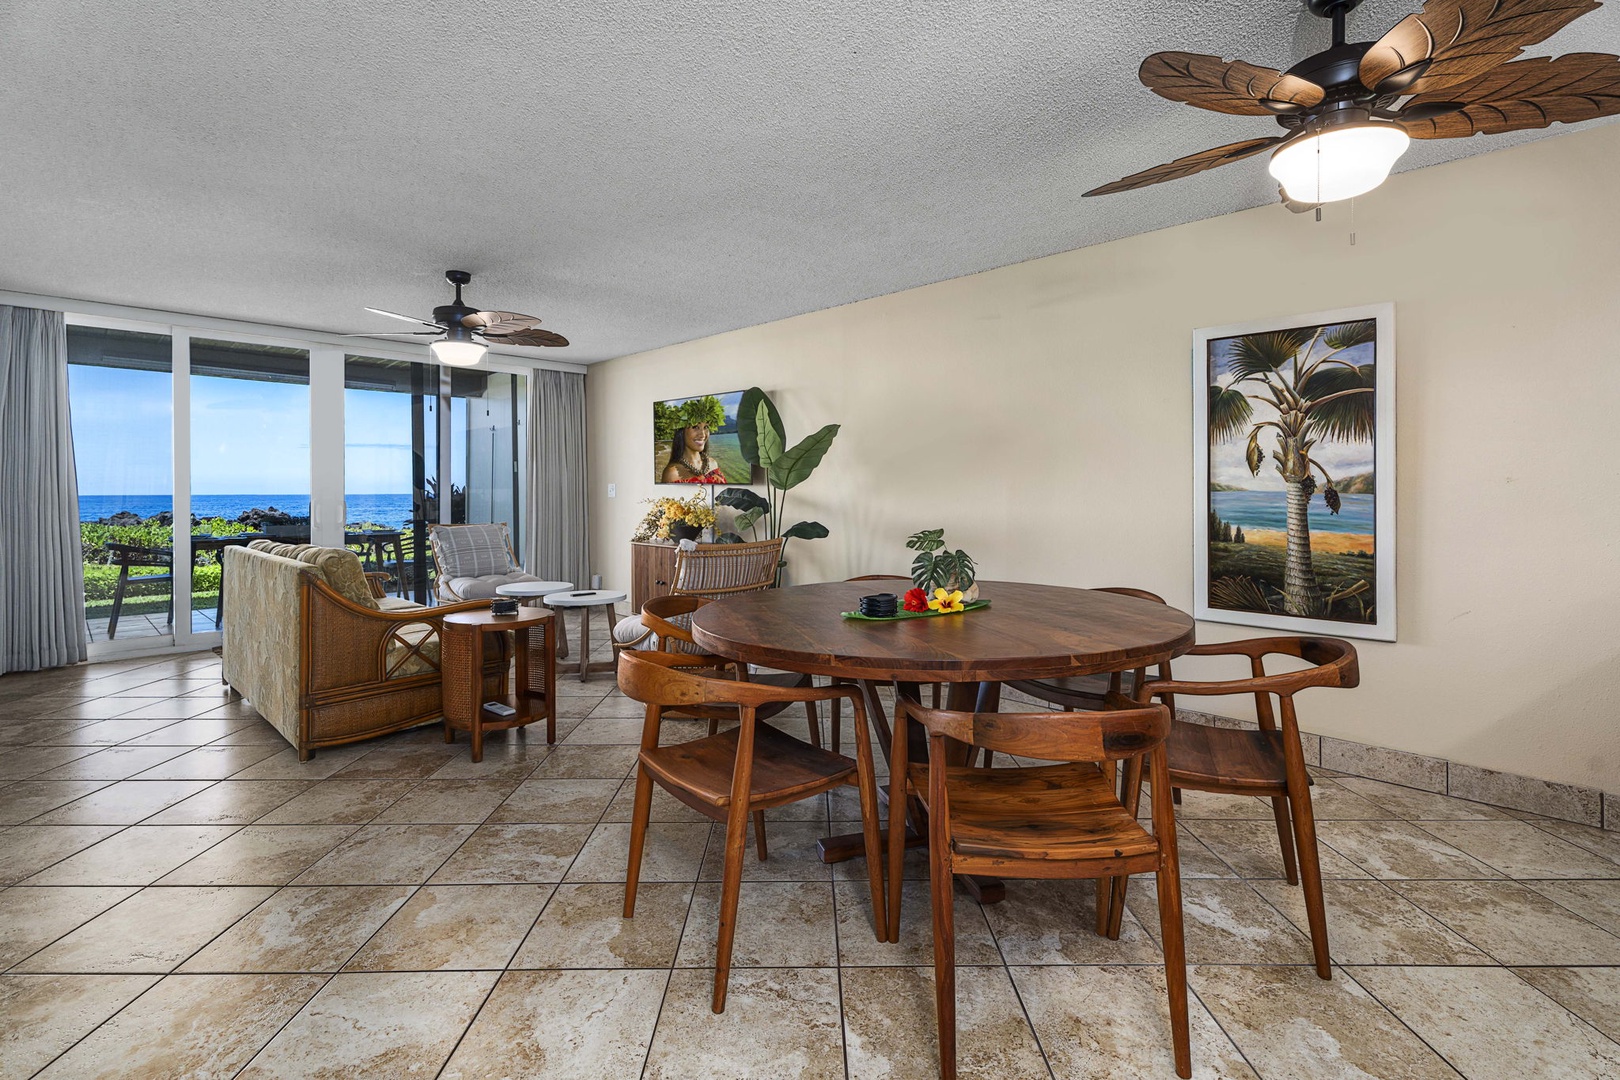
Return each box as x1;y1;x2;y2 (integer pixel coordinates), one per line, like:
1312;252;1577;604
1;621;1618;1078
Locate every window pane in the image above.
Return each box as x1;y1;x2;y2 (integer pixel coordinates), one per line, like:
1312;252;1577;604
345;355;438;604
68;325;174;644
450;370;527;555
189;337;310;630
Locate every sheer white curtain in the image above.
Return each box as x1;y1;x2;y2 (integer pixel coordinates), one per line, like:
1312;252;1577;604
525;369;590;589
0;306;87;672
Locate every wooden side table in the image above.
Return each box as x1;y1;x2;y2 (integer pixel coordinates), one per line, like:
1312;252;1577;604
441;608;557;761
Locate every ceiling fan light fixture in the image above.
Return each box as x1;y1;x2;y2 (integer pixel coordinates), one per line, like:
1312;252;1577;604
429;325;486;367
1268;117;1410;205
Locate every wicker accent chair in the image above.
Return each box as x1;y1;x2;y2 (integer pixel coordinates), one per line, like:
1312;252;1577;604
611;537;785;653
427;522;543;602
222;542;508;760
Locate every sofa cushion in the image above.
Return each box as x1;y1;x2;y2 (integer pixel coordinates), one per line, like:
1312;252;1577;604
248;540;313;560
289;548;377;610
446;571;542;600
376;596;425;613
430;523;516;579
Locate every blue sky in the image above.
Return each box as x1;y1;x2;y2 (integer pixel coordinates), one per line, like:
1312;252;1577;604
69;365;443;496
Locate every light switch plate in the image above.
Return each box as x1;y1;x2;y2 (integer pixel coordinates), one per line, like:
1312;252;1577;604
607;484;616;498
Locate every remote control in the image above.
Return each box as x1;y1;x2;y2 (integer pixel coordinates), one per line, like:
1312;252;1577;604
483;702;517;718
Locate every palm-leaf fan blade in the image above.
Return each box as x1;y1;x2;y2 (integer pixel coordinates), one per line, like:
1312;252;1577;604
1083;136;1284;196
1360;0;1601;96
1399;53;1620;138
462;310;544;334
1139;52;1325;115
1301;365;1377;442
480;327;570;348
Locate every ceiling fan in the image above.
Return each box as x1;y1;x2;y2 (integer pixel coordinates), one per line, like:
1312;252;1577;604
1084;0;1620;209
349;270;569;366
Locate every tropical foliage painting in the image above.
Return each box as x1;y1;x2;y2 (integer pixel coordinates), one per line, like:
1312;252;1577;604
1197;307;1394;639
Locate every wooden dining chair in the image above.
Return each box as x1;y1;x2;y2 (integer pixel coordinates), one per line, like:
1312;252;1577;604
618;649;889;1013
888;686;1190;1080
1126;635;1360;980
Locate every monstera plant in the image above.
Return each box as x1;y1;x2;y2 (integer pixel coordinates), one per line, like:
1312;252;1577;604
715;386;839;575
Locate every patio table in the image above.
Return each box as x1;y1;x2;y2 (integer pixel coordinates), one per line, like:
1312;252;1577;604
689;579;1196;902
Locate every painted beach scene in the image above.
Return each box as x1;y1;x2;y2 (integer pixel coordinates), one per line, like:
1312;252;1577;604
1207;318;1378;624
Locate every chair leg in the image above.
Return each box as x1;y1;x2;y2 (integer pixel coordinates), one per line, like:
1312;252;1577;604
1271;795;1300;885
930;853;958;1080
1107;756;1144;939
753;810;768;861
1155;859;1193;1079
804;698;821;749
829;695;842;755
851;715;889;944
108;568;129;639
623;767;656;918
707;718;720;737
1290;781;1332;979
713;797;752;1013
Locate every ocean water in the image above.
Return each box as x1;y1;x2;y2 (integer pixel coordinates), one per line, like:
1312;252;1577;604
79;494;416;525
1211;489;1374;535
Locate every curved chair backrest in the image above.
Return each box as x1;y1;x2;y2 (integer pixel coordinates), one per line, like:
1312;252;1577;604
846;574;909;582
1095;586;1168;605
897;687;1170;764
619;648;846;711
1142;635;1359;700
671;538;785;599
639;594;712;656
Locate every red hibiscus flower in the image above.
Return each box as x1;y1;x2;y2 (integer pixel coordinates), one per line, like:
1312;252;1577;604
903;588;929;613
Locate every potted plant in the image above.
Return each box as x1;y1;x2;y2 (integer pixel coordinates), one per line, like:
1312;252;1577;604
906;528;978;602
630;493;717;544
715;387;839;579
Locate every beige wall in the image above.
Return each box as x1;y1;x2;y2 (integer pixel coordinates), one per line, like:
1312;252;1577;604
588;123;1620;794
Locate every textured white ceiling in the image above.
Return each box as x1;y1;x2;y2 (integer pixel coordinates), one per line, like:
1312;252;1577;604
3;0;1616;363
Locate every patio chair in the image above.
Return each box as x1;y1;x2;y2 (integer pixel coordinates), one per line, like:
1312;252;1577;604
426;522;543;602
103;541;175;639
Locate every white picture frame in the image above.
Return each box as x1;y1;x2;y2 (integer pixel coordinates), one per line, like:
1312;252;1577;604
1192;302;1396;642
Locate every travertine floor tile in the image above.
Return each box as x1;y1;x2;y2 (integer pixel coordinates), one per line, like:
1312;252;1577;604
22;824;240;886
440;969;667;1080
646;967;845;1079
427;741;551;780
229;745;370;781
677;881;839;968
699;821;833;882
603;776;719;823
1014;964;1256;1080
0;744;102;780
1527;878;1620;935
332;744;462;780
236;969;497;1079
567;821;711;883
1252;877;1490;965
254;779;418;824
0;779;113;825
1335;775;1508;820
1128;880;1316;966
0;886;140;969
32;972;326;1079
844;965;1052;1080
141;779;312;825
30;744;190;780
488;776;622;823
371;778;521;823
1185;819;1368;879
13;886;273;973
512;881;692;969
1394;880;1620;964
0;973;158;1078
27;779;217;825
1315;818;1504;880
292;823;475;885
1351;965;1620;1078
130;743;286;780
181;885;413;973
978;878;1159;966
157;824;360;885
527;743;639;778
0;824;124;885
1415;820;1620;878
1513;966;1620;1043
1522;817;1620;865
428;822;593;883
1191;964;1458;1078
347;884;552;971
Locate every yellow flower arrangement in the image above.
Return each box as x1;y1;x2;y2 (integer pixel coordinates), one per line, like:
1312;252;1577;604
927;587;966;614
631;493;717;542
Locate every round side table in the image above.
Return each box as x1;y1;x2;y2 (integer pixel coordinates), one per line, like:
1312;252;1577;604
497;581;575;658
441;608;558;761
543;589;628;682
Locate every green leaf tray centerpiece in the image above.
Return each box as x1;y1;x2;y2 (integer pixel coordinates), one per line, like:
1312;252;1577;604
840;598;990;622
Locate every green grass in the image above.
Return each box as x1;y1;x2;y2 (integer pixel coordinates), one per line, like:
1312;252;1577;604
1208;542;1376;623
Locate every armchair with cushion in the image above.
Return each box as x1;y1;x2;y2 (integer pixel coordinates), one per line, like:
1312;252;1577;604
222;541;508;760
427;522;542;601
611;537;784;653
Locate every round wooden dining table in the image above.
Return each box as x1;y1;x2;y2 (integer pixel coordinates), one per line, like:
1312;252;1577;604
690;580;1197;900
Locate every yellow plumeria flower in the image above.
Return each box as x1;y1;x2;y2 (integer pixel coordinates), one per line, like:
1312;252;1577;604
928;588;965;613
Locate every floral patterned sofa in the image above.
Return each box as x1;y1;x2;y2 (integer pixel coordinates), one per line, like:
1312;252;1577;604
222;541;506;760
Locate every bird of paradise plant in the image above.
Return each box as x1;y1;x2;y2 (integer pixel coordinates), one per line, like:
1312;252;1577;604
1209;320;1375;618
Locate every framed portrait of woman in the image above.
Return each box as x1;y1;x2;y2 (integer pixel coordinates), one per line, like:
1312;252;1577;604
652;390;762;485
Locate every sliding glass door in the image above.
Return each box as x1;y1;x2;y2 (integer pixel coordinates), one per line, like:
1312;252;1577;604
451;369;528;552
345;355;439;603
66;325;175;647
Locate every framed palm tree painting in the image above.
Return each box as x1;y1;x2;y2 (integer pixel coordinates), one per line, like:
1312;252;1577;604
1193;303;1396;641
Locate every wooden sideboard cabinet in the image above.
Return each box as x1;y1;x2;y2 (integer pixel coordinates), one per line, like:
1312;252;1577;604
631;541;686;611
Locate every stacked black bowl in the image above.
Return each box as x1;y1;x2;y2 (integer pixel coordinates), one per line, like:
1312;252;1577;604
858;593;899;618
